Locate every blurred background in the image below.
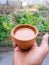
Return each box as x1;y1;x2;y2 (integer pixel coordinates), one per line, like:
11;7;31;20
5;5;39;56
0;0;49;65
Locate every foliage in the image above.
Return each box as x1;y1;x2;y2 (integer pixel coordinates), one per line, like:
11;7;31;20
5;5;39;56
13;11;33;24
13;11;49;33
38;5;49;17
32;12;39;17
6;10;11;15
38;5;48;11
36;36;41;46
0;38;12;47
0;14;13;41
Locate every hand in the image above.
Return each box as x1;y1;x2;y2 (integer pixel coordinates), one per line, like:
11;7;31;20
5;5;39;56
13;34;49;65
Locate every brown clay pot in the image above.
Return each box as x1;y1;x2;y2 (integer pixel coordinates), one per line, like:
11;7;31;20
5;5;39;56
11;24;38;50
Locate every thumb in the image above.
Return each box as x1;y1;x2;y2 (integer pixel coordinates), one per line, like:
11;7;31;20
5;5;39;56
40;34;49;49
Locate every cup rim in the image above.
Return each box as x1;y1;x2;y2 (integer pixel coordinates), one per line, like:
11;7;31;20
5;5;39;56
11;24;38;41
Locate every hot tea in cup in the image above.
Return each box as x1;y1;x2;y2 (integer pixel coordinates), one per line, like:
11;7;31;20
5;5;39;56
11;24;38;50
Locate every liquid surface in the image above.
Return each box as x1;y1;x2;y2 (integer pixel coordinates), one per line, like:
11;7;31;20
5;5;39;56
15;28;35;40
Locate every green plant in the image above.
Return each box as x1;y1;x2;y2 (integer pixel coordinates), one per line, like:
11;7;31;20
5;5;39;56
13;11;49;33
38;5;49;17
0;38;12;47
38;5;48;11
32;12;39;17
6;10;10;15
36;36;41;46
0;14;13;41
13;11;36;24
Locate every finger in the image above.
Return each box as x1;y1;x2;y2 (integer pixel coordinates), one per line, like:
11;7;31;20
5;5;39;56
40;34;49;50
14;47;21;52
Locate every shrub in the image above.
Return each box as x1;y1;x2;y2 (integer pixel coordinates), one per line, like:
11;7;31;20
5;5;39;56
0;14;13;41
13;11;49;33
38;5;48;11
13;11;34;24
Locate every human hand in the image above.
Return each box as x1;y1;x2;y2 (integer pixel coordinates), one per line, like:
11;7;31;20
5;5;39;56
13;34;49;65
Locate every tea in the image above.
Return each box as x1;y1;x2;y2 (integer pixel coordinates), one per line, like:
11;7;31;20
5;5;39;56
15;28;35;40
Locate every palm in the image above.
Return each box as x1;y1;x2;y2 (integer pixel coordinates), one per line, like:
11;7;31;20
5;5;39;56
13;34;49;65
